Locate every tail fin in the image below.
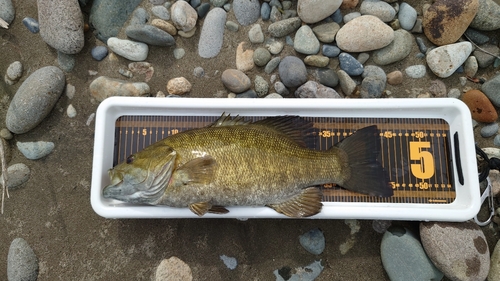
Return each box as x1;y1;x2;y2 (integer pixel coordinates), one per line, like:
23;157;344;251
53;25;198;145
335;125;393;197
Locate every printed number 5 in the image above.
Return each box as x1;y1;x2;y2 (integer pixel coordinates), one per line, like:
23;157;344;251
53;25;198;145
409;141;435;179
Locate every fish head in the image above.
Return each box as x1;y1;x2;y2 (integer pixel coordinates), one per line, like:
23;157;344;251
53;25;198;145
103;145;177;204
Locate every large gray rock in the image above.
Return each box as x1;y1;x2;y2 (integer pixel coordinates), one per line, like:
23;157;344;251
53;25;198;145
198;8;226;58
0;0;15;24
89;0;142;43
470;0;500;31
6;66;65;134
372;29;413;65
233;0;260;26
38;0;84;54
89;76;150;102
7;238;39;281
297;0;342;24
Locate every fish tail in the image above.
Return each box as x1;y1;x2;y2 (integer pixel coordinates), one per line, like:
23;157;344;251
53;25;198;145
334;125;393;197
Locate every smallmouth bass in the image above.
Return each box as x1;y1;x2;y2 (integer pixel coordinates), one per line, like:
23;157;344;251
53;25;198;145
103;114;392;217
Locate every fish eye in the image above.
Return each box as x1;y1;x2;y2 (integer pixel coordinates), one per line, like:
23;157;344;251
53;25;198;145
126;155;134;164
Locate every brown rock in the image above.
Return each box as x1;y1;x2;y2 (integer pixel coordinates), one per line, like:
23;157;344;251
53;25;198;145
341;0;359;9
461;89;498;123
151;19;177;36
423;0;479;46
386;71;403;85
428;79;447;97
235;42;254;72
166;77;192;95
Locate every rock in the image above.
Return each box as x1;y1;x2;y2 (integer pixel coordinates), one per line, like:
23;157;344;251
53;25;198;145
489;239;500;280
269;6;282;22
387;70;403;85
274;82;289;96
428;79;447;97
5;61;23;84
372;220;392;233
233;0;260;26
264;38;283;55
322;45;341;58
198;8;226;58
448;88;461;99
473;44;499;68
293;25;320;55
253;47;271;67
0;128;12;140
357;53;370;64
481;123;498;138
6;66;65;134
221;69;251;93
38;0;84;54
225;21;238;32
89;76;150;102
220;255;237;270
362;65;386;80
423;0;479;46
265;93;283;98
265;57;280;74
337;70;357;96
254;75;269;97
360;76;385;98
304;55;329;68
91;46;108;61
57;52;75;72
90;0;142;42
235;42;254;72
462;89;498;123
399;2;417;30
495;135;500;146
151;19;177;36
17;141;54;160
372;29;413;66
152;5;170;20
312;22;340;43
22;17;39;33
278;56;307;88
381;226;444;281
299;228;326;255
420;221;490;281
295;81;341;98
336;15;394;52
405;65;426;79
464;56;478;77
170;1;197;32
166;77;191;95
193;66;205;78
155;256;192;281
360;0;396;22
482;74;500;107
273;260;324;281
129;7;149;26
235;89;258;98
125;25;175;47
344;12;361;23
173;48;185;59
7;238;38;281
268;17;302;38
415;37;427;54
297;0;342;24
107;37;148;61
0;0;15;24
248;24;264;43
128;62;154;82
0;163;30;190
426;42;472;78
196;3;210;18
464;28;490;45
316;68;339;88
339;53;363;76
261;2;271;21
67;104;77;118
470;0;500;31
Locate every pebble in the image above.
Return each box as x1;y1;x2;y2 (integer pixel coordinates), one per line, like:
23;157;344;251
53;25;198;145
464;56;478;77
248;24;264;43
473;44;500;68
178;27;196;38
337;70;357;96
151;5;170;20
312;22;339;44
233;0;260;26
235;89;258;98
372;220;392;233
420;221;490;281
462;89;498;123
254;75;269;97
91;46;108;61
428;79;446;97
38;0;84;54
465;28;490;45
426;42;472;78
357;53;370;64
304;55;329;68
339;53;363;76
261;2;271;21
372;29;413;66
295;81;341;98
297;0;342;24
128;62;154;82
166;77;192;95
0;0;15;24
155;256;192;281
196;3;210;18
89;0;142;42
268;17;302;38
264;38;283;55
151;19;177;36
362;65;386;80
198;8;226;58
448;88;461;99
5;61;23;85
322;45;341;58
278;56;307;88
220;255;237;270
495;135;500;147
482;74;500;107
129;7;149;26
273;260;323;281
67;104;77;118
316;68;339;88
235;42;254;72
336;15;394;52
22;17;39;33
405;65;426;79
274;82;289;96
343;12;361;23
225;21;239;32
490;239;500;280
265;93;283;98
89;76;150;102
415;37;427;54
7;238;38;281
423;0;479;46
170;1;198;32
125;25;175;47
481;123;499;138
386;71;403;85
17;141;55;160
107;37;148;61
360;76;385;98
6;66;65;134
381;226;443;281
221;69;251;93
57;52;75;72
360;0;396;22
193;67;205;78
269;6;282;22
253;47;271;67
470;0;500;31
293;25;320;55
398;2;417;30
0;128;12;140
173;48;185;60
0;163;30;190
299;228;326;255
210;0;227;7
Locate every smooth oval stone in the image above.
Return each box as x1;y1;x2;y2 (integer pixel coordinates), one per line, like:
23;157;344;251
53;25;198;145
322;45;341;58
233;0;260;26
129;7;149;26
399;2;417;30
337;70;357;96
278;56;307;88
339;53;363;76
481;123;499;138
423;0;479;46
426;42;472;78
336;15;394;52
221;69;251;93
253;47;271;67
473;44;500;68
268;17;302;37
462;89;498;123
22;17;39;33
304;55;329;68
254;75;269;97
236;89;258;98
405;65;426;79
387;70;403;85
5;61;23;83
362;65;386;80
265;57;281;74
125;24;175;46
299;228;326;254
89;76;150;102
316;68;339;88
0;163;30;190
0;0;15;24
274;81;289;96
6;66;65;134
420;221;490;281
107;37;148;61
17;141;54;160
248;24;264;43
464;28;490;45
297;0;342;24
152;5;170;20
198;8;226;58
171;0;198;32
89;0;142;42
372;29;413;65
360;76;385;98
464;56;479;77
261;2;271;21
470;0;500;31
360;0;396;22
295;81;340;98
7;238;38;281
166;77;192;95
312;22;340;43
91;46;108;61
294;25;320;55
482;73;500;107
196;2;210;18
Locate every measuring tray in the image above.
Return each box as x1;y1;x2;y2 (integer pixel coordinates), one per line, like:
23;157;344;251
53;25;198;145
91;97;479;221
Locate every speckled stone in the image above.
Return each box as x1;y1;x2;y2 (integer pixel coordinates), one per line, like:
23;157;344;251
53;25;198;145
89;76;150;102
470;0;500;31
233;0;260;26
268;17;302;37
461;89;498;123
426;42;472;78
278;56;307;88
312;22;340;43
166;77;192;95
221;69;251;93
336;15;394;52
294;25;320;55
295;81;341;98
7;238;38;281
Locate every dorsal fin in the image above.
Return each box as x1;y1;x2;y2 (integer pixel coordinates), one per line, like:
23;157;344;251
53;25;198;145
208;113;251;127
254;116;316;148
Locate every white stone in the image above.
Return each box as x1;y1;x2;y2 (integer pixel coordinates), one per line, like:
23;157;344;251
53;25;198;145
155;256;192;281
67;104;76;118
6;61;22;82
107;37;148;61
426;42;472;78
17;141;55;160
405;65;426;79
297;0;342;24
336;15;394;52
0;163;30;190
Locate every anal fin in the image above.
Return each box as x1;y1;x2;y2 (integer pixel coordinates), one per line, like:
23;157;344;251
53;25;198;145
267;187;323;218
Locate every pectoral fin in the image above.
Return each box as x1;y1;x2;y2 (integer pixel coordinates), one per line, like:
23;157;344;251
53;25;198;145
177;156;216;185
189;202;229;216
267;187;323;218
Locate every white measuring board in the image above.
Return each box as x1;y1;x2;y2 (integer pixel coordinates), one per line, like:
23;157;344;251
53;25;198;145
91;97;479;221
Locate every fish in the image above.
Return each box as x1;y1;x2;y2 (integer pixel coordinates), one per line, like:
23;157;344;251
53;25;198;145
103;114;392;217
